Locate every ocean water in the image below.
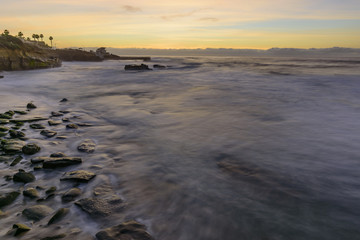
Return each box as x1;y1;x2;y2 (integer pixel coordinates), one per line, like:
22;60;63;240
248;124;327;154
1;56;360;240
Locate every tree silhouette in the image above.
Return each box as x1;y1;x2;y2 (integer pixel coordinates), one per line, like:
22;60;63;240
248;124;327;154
32;34;36;41
18;31;24;38
49;36;53;47
3;29;9;36
40;34;44;41
35;34;39;41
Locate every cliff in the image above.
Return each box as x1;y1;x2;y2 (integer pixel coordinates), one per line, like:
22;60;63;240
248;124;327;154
0;35;61;71
54;48;102;61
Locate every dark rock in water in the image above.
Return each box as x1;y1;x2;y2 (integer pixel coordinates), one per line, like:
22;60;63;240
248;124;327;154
48;208;69;225
60;170;96;182
40;129;57;138
51;111;64;117
0;75;3;79
23;188;40;198
124;64;151;71
0;131;7;137
2;139;26;153
0;191;20;207
22;143;41;155
62;188;82;202
13;169;36;183
14;110;28;115
75;196;125;217
153;64;166;69
42;157;82;168
22;205;53;221
30;123;46;129
10;155;23;166
45;186;57;195
9;130;26;138
31;157;49;164
0;155;13;162
62;118;70;122
27;103;37;109
56;136;68;140
0;126;9;132
5;110;15;116
12;223;31;236
50;152;67;157
77;139;96;153
96;220;155;240
40;234;66;240
48;120;62;126
77;122;94;127
10;117;48;123
66;123;78;129
59;110;70;114
0;113;12;119
0;119;10;124
60;98;68;102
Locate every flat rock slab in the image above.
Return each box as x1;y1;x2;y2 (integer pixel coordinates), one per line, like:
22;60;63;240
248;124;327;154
0;191;20;207
30;124;46;129
40;130;57;138
10;117;48;123
75;196;125;217
1;139;26;154
96;220;155;240
22;205;54;221
77;139;96;153
60;170;96;182
48;120;62;126
51;111;64;117
42;157;82;168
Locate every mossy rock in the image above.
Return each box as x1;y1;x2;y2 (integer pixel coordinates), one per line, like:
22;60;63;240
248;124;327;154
22;143;41;155
0;119;10;124
0;191;20;207
13;169;36;183
14;110;28;115
12;223;31;236
0;113;12;119
9;130;26;138
48;208;69;225
45;186;57;194
23;188;40;198
0;126;9;132
30;123;46;129
10;155;23;166
22;205;53;221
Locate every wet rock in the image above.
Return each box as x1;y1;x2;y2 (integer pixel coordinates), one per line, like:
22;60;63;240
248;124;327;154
0;126;9;132
124;64;151;71
48;120;62;126
66;123;78;129
60;170;96;182
14;110;28;115
60;98;68;102
50;152;67;157
45;186;57;194
77;139;96;153
0;119;10;124
153;64;166;69
23;188;40;198
0;75;3;78
13;169;36;183
95;220;154;240
62;118;70;122
51;111;64;117
0;131;7;137
42;157;82;168
22;143;41;155
2;139;26;154
22;205;53;221
40;234;67;240
60;110;70;114
9;130;26;138
0;191;20;207
77;122;94;127
0;155;13;162
31;157;49;164
0;113;12;119
12;223;31;236
30;123;46;129
48;208;69;225
62;188;82;202
10;117;48;123
75;196;125;217
5;110;15;116
10;156;23;166
56;136;68;140
40;129;57;138
27;103;37;109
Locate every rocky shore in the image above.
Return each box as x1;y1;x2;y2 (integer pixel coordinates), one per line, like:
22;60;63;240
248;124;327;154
0;101;155;240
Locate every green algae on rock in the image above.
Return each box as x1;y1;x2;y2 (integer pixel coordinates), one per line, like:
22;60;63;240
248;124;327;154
0;191;20;207
22;143;41;155
22;205;54;221
48;208;69;225
13;169;36;183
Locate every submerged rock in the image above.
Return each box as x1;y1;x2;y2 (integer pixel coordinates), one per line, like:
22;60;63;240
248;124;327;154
0;126;9;132
10;156;23;166
22;205;54;221
77;139;96;153
12;223;31;236
0;191;20;207
48;120;62;126
30;123;46;129
27;103;37;109
42;157;82;168
10;117;48;123
60;170;96;182
51;111;64;117
14;110;28;115
9;130;26;138
75;196;125;217
2;139;26;154
50;152;67;157
40;234;67;240
153;64;166;69
62;188;82;202
48;208;69;225
96;220;155;240
66;123;78;129
60;98;68;102
23;188;40;198
0;113;12;119
22;143;41;155
40;129;57;138
13;169;36;183
124;64;151;71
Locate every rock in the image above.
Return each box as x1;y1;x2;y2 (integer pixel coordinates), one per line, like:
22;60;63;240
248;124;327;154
0;126;9;132
42;157;82;168
30;123;46;129
77;139;96;153
22;143;41;155
22;205;54;221
50;152;67;157
0;75;3;78
51;111;64;117
60;98;68;102
45;186;57;194
0;132;7;137
14;110;28;115
95;220;155;240
13;169;36;183
56;136;68;139
40;129;57;138
23;188;40;198
47;208;69;225
10;155;23;166
60;170;96;182
124;64;151;71
12;223;31;236
62;118;70;122
27;103;37;109
48;120;62;126
62;188;82;202
2;139;26;154
0;191;20;207
0;113;12;119
9;130;26;138
31;157;49;164
66;123;78;129
10;117;48;123
0;155;13;162
40;234;67;240
75;196;125;217
76;122;94;127
0;119;10;124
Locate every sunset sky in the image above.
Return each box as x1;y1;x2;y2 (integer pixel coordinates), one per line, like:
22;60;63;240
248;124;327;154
1;0;359;49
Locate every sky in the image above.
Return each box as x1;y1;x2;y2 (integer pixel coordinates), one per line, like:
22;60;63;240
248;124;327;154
0;0;359;49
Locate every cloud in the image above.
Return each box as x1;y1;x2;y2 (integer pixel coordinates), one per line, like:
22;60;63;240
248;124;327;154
161;9;206;21
199;17;219;22
122;5;142;12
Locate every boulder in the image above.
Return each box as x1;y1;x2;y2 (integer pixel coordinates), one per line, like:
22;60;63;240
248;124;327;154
0;126;9;132
22;205;53;221
40;130;57;138
75;196;125;217
124;64;151;71
77;139;96;153
0;191;20;207
10;117;48;123
60;170;96;182
95;220;154;240
60;98;68;102
22;143;41;155
13;169;36;183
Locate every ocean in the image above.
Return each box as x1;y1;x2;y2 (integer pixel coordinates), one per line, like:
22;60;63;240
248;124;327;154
1;56;360;240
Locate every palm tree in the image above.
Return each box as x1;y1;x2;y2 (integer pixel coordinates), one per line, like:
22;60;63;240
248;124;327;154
40;34;44;41
49;36;53;48
35;34;39;41
18;31;24;38
3;29;9;36
32;34;36;41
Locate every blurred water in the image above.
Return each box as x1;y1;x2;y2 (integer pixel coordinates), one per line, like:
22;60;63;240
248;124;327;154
1;56;360;239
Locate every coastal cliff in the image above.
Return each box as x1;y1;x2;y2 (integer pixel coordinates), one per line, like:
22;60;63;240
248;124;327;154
0;35;61;71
